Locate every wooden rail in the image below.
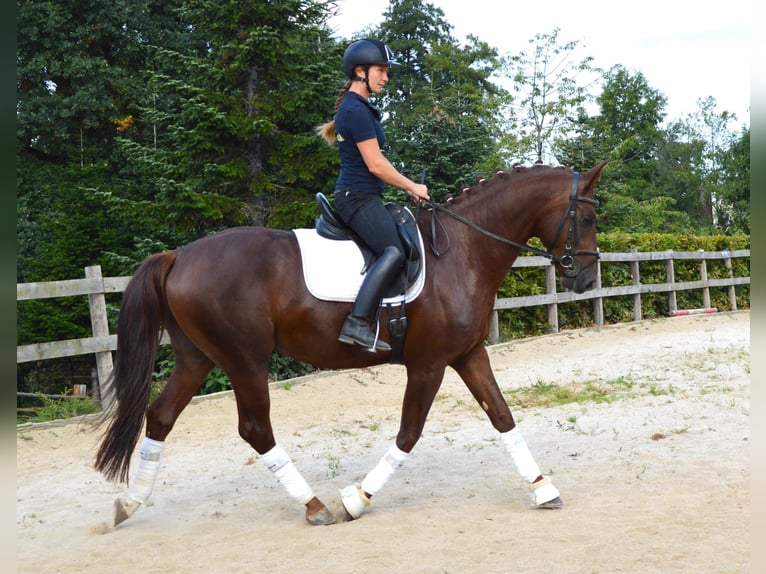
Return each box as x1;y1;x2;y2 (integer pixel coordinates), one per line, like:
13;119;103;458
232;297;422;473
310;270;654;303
17;249;749;405
487;249;748;341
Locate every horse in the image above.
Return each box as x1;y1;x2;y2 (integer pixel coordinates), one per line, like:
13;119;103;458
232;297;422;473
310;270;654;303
94;161;607;527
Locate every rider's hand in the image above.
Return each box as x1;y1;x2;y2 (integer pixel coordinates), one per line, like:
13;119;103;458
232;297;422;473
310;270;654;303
409;183;429;202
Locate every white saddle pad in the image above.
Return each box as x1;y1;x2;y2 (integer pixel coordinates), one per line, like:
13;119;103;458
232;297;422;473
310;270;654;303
292;227;426;303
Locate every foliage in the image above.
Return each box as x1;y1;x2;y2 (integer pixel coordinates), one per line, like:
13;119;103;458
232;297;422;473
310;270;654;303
18;392;101;425
503;27;601;165
147;351;315;402
199;368;233;395
269;355;318;382
714;127;750;234
270;200;321;231
374;0;508;200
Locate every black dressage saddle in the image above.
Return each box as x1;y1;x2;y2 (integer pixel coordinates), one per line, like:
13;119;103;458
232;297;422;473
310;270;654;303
314;193;423;298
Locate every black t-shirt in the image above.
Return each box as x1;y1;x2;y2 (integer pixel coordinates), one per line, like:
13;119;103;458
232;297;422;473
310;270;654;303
334;92;385;193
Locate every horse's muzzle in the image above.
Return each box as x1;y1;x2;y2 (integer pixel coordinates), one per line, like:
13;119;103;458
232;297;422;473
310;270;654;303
561;269;597;293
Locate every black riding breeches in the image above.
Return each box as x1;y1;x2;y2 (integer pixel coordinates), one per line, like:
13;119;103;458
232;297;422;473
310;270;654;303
333;190;405;258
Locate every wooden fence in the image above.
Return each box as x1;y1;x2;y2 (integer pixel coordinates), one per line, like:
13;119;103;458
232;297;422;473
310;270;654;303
487;249;749;341
17;249;749;408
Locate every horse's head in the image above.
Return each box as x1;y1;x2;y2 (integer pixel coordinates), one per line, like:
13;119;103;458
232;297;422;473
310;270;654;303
539;162;607;293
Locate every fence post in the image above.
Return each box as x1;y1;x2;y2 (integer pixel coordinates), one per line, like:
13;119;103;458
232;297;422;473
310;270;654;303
545;264;558;332
724;253;738;311
85;265;115;411
699;250;711;308
630;249;642;321
665;253;677;314
488;296;499;344
593;253;604;326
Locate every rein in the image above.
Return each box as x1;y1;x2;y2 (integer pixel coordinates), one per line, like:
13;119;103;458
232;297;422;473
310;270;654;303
417;172;600;278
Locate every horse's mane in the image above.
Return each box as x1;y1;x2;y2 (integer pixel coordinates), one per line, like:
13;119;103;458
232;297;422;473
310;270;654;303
442;163;573;207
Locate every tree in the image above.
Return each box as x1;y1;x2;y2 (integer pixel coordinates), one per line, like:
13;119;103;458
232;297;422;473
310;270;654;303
16;0;178;396
372;0;507;198
654;119;707;224
555;66;697;233
112;0;341;243
588;66;667;197
16;0;343;396
503;27;600;165
685;96;740;229
16;0;149;168
717;127;749;234
17;0;176;281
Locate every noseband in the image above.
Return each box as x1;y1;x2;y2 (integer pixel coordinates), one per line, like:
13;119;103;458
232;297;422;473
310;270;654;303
419;171;600;279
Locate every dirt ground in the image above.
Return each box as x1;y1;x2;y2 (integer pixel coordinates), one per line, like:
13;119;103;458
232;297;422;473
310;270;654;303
17;311;750;574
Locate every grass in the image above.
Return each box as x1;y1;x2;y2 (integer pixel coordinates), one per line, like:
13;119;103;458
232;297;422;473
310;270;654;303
17;392;100;425
326;455;344;478
502;375;641;409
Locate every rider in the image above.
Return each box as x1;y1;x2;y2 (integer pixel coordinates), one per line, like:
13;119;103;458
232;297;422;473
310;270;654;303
317;38;429;352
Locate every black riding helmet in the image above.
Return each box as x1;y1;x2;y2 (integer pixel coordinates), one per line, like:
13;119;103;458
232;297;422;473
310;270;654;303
342;38;400;79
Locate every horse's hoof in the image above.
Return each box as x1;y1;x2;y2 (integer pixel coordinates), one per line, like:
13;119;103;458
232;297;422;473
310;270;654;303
339;484;369;520
306;507;336;526
335;504;355;523
537;496;564;509
113;496;141;526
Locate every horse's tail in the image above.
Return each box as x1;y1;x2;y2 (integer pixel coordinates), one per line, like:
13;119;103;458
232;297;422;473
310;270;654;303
94;251;177;483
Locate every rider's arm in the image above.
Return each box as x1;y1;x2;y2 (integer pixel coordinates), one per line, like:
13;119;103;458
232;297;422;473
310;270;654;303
357;138;429;201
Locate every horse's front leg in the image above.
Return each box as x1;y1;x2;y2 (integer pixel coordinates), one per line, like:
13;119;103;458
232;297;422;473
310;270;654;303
452;345;563;509
340;365;446;520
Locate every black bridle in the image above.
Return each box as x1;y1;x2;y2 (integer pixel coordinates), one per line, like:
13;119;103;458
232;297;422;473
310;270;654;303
418;171;600;278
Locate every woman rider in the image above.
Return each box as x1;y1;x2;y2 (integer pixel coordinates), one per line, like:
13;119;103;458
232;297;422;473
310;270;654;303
317;38;429;352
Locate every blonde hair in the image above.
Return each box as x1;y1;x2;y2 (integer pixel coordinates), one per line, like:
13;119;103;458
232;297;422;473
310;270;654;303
315;80;354;145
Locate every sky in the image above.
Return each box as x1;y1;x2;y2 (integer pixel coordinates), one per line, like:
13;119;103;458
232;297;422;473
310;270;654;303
327;0;751;128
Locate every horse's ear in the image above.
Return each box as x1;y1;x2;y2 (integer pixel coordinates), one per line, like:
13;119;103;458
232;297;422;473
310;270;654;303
593;161;608;180
585;161;608;192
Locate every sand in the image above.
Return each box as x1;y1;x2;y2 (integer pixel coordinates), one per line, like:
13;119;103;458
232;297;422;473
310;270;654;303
16;311;750;573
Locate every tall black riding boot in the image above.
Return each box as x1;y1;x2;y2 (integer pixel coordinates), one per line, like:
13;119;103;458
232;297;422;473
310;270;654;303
339;246;404;352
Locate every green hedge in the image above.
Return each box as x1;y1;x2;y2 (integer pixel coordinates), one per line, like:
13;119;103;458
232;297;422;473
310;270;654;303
496;233;750;340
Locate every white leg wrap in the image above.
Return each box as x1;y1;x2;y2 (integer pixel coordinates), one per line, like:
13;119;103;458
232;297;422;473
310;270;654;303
261;445;315;505
528;476;561;506
501;428;561;506
126;437;165;504
501;427;542;483
360;444;408;496
340;484;370;519
340;445;408;519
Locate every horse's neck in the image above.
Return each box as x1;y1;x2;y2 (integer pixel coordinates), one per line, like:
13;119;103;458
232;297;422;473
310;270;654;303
487;185;542;247
450;180;544;273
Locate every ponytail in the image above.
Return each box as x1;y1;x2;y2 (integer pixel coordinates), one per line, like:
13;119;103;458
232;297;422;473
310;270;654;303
315;80;353;145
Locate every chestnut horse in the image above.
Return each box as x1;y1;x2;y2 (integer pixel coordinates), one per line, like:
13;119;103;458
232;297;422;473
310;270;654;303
95;162;606;527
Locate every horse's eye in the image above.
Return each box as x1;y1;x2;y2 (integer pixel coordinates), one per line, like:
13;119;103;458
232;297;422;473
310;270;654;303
580;215;594;227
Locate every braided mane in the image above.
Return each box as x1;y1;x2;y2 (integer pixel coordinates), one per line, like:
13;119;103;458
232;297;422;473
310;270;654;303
442;164;573;206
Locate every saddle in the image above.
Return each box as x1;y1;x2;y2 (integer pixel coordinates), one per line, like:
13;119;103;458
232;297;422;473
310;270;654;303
314;193;423;298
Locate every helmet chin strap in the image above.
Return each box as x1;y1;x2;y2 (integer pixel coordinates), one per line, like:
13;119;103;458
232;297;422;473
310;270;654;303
352;65;372;95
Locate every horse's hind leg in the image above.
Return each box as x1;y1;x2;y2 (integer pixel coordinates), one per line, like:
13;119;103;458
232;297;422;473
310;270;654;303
114;336;214;526
225;362;336;526
451;345;563;509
